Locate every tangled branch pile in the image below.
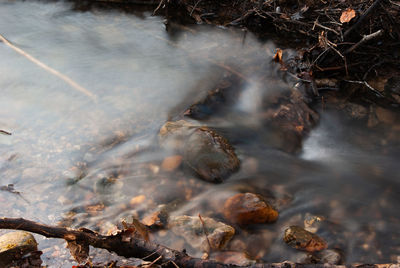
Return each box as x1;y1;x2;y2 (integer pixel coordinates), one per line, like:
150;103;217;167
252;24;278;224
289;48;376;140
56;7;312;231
162;0;399;79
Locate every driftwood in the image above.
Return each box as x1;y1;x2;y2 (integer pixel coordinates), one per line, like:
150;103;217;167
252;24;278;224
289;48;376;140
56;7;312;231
0;218;398;268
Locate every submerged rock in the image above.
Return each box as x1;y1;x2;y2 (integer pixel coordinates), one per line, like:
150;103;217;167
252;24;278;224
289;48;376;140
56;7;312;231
0;231;41;267
319;249;343;264
261;90;319;153
212;251;256;266
184;73;243;120
161;155;183;172
168;215;235;252
283;226;327;252
223;193;278;225
300;249;343;264
159;120;240;183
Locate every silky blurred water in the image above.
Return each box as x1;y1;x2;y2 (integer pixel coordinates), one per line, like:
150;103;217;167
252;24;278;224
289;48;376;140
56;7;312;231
0;1;399;266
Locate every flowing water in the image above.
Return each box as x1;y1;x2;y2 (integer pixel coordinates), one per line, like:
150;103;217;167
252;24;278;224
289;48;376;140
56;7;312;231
1;1;400;266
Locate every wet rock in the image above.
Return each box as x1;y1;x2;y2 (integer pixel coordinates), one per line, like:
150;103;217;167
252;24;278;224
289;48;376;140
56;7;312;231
184;73;243;120
303;213;324;233
283;226;327;252
263;90;319;136
0;231;41;267
161;155;183;171
168;215;235;252
261;90;319;153
94;177;123;195
159;120;240;183
300;249;343;264
212;251;256;266
159;120;195;151
223;193;278;225
319;249;343;264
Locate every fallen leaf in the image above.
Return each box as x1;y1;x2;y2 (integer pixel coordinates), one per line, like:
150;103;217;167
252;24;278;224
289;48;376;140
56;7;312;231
295;125;304;133
340;8;356;23
273;49;283;63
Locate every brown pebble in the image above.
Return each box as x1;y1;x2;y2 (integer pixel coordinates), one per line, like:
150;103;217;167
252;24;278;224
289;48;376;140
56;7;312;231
223;193;278;225
161;155;183;171
283;225;327;252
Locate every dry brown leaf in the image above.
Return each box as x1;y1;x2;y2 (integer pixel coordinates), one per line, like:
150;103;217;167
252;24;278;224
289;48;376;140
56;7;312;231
273;49;283;63
340;8;356;23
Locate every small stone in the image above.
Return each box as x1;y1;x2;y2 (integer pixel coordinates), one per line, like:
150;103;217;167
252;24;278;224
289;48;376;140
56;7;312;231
161;155;183;171
213;251;256;266
168;215;235;252
223;193;278;225
319;249;343;264
130;195;146;207
300;249;343;264
304;213;324;233
284;226;327;252
0;231;39;267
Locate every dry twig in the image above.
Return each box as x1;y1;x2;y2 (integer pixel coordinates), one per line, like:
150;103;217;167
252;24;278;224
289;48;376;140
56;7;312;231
0;130;12;135
345;30;383;54
0;34;97;101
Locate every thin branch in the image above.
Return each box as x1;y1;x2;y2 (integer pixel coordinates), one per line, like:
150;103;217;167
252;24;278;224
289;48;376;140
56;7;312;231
190;0;202;16
344;80;384;97
345;30;383;54
153;0;166;15
0;34;97;101
313;20;340;36
0;130;12;135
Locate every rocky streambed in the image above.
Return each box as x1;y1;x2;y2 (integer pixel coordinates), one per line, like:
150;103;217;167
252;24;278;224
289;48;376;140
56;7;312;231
1;1;400;267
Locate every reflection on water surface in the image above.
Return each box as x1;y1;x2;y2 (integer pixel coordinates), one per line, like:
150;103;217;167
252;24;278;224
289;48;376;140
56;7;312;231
0;1;399;266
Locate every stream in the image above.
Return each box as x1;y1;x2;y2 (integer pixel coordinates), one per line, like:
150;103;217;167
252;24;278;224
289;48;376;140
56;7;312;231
1;1;400;266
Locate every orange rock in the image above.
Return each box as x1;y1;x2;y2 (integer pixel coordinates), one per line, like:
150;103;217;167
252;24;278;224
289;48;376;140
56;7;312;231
223;193;278;225
129;195;146;207
161;155;183;171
